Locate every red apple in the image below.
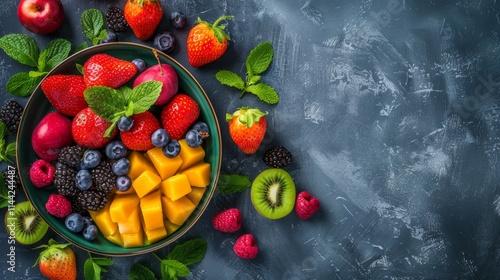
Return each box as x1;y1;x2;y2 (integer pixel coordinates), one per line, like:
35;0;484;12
133;64;178;105
17;0;65;35
32;112;73;161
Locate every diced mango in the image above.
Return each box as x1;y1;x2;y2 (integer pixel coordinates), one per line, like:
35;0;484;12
88;200;117;237
181;162;211;187
160;173;192;201
121;231;144;248
109;194;140;223
140;190;164;231
147;147;183;180
186;187;206;206
105;230;123;246
128;151;158;180
144;226;168;243
133;170;161;198
117;207;141;234
162;196;196;225
164;219;181;236
178;139;205;171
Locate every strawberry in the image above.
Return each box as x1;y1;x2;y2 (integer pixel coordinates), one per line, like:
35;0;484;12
161;94;200;140
34;239;77;280
187;15;234;67
72;107;117;149
41;74;88;116
226;107;267;154
124;0;163;41
83;54;137;89
120;110;161;151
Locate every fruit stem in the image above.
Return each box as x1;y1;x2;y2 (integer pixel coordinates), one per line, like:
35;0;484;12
153;252;162;261
153;50;163;76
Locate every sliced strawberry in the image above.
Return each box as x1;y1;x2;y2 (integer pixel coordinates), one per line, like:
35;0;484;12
41;75;88;116
160;94;200;140
120;110;161;151
83;54;137;89
72;108;117;149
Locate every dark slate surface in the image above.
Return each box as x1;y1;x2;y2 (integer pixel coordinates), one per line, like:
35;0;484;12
1;0;500;279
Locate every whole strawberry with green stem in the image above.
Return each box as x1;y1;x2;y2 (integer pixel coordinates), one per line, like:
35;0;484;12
34;239;77;280
226;107;267;154
187;15;234;67
124;0;163;40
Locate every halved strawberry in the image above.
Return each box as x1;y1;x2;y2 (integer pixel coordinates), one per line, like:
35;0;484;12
41;75;88;116
72;108;117;149
83;54;137;89
160;94;200;140
120;110;160;151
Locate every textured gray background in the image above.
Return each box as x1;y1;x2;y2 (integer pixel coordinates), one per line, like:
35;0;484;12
1;0;500;279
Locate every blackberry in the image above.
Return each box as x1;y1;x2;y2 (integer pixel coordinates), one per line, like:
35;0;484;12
263;145;292;168
70;195;89;216
91;161;117;195
0;100;23;133
2;168;22;190
105;7;128;32
58;145;84;168
75;190;107;211
54;164;79;197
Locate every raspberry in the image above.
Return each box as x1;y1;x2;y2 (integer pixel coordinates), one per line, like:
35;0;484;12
212;208;242;233
45;194;72;218
295;191;320;220
29;159;55;188
233;234;258;259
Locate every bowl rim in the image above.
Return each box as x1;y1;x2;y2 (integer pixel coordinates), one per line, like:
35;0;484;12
16;42;222;256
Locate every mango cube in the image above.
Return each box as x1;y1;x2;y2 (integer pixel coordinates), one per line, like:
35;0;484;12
144;227;168;243
162;196;196;225
186;187;206;206
164;219;181;236
105;230;123;246
178;139;205;171
88;200;117;237
109;194;140;223
160;173;192;201
117;208;141;234
147;147;183;180
140;190;164;231
181;162;211;187
121;231;144;248
128;151;158;180
133;170;161;198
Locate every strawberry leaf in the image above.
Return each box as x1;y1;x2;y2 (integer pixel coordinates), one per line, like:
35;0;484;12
84;86;128;122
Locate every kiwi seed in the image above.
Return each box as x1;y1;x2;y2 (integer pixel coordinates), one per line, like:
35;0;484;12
250;168;296;219
4;201;49;245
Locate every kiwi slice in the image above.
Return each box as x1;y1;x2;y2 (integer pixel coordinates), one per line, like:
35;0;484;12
4;201;49;245
251;168;296;219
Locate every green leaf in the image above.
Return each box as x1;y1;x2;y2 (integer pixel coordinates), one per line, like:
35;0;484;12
215;70;245;90
76;63;84;75
6;72;42;97
0;173;8;209
167;237;207;266
217;174;251;194
5;142;16;158
0;121;9;139
246;83;279;104
84;255;113;280
127;81;162;114
84;86;127;122
92;257;114;267
0;34;39;67
92;29;108;46
246;41;273;76
39;38;71;71
81;9;105;43
29;71;48;78
129;263;157;280
162;259;190;278
76;42;88;52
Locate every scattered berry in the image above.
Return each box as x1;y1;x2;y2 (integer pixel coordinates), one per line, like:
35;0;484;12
105;6;129;32
75;169;92;191
45;194;72;218
82;224;98;240
75;190;108;211
82;150;102;169
54;164;79;197
29;159;55;188
0;100;23;133
233;234;258;259
263;145;292;168
112;158;130;176
162;139;180;158
58;145;85;168
65;213;85;233
91;161;117;195
191;121;209;134
185;129;203;148
169;11;187;29
99;30;118;44
295;191;320;220
116;175;132;192
117;115;134;131
105;140;127;160
212;208;242;233
151;128;170;147
154;31;176;54
132;58;147;73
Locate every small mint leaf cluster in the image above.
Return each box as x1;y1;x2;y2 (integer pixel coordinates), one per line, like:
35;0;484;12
216;41;279;104
81;8;108;47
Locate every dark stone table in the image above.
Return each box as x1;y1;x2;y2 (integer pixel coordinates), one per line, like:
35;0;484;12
1;0;500;279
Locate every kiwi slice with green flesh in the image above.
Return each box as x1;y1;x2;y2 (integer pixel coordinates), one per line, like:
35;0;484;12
251;168;296;219
4;201;49;245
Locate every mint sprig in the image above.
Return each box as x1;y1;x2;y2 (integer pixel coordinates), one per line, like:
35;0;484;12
0;121;16;164
83;252;114;280
217;174;251;194
81;8;108;46
216;41;279;104
0;34;71;96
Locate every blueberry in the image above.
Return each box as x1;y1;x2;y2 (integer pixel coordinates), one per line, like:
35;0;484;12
151;128;170;147
105;140;127;160
112;158;130;176
132;58;147;73
191;121;209;134
116;175;132;192
185;129;203;148
154;31;176;54
162;139;181;158
75;169;92;191
82;150;101;169
65;213;85;233
117;115;134;131
82;224;98;241
99;30;118;44
169;11;187;29
82;216;93;226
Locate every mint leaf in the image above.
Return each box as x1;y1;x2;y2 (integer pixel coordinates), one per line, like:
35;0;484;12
167;237;207;266
217;174;251;194
246;41;273;76
84;86;127;122
5;142;16;158
39;38;71;71
129;263;156;280
0;34;39;67
92;29;108;46
81;9;105;45
84;254;113;280
215;70;245;90
127;81;162;114
0;173;8;209
246;83;279;104
6;72;42;97
29;71;48;78
161;259;190;278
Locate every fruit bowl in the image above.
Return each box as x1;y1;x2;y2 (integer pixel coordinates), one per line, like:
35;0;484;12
16;42;221;256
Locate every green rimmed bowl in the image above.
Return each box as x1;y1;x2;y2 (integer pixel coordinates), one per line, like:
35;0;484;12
16;42;221;256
